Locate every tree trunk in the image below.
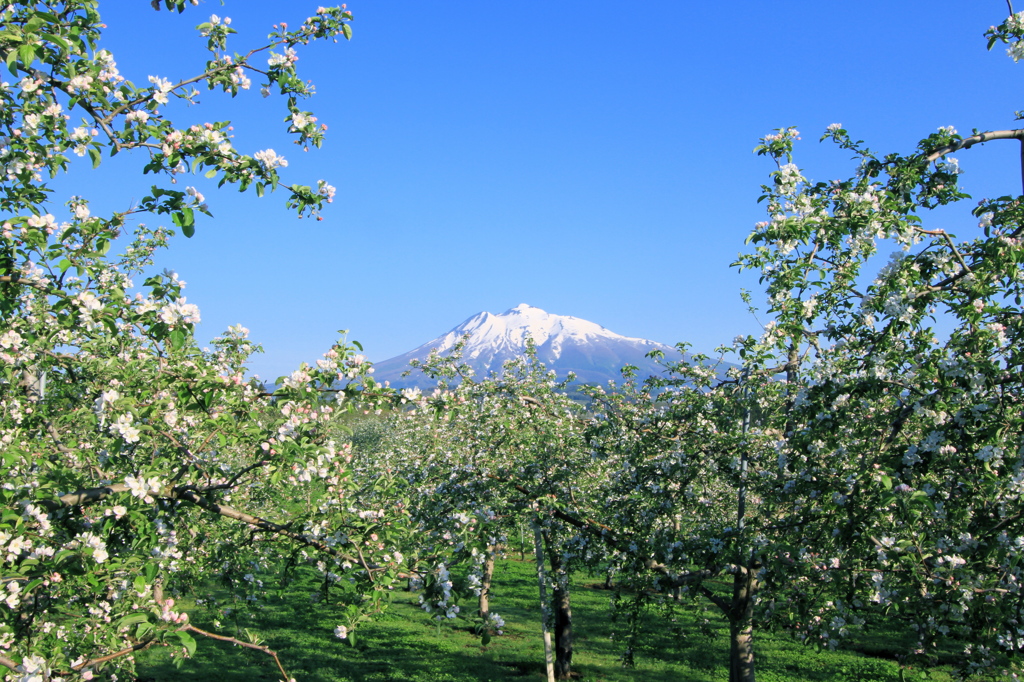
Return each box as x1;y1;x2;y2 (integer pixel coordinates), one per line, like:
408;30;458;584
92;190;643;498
533;527;555;682
543;531;573;680
478;544;495;619
551;577;573;679
727;566;758;682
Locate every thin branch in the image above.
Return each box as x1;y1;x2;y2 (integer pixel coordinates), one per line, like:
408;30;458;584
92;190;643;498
44;421;75;455
184;625;290;681
71;637;157;671
941;232;973;274
915;228;973;274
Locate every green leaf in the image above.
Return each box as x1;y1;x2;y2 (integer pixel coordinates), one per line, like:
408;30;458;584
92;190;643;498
205;168;218;179
41;33;70;51
342;23;352;40
18;43;35;67
117;613;150;629
880;475;892;491
171;207;195;231
176;630;197;657
89;147;101;169
169;329;185;351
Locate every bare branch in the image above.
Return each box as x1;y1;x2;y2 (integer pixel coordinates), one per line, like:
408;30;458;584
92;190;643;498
924;128;1024;163
72;637;157;672
185;625;290;681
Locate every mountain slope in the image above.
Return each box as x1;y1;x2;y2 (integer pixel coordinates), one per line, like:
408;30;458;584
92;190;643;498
372;304;685;389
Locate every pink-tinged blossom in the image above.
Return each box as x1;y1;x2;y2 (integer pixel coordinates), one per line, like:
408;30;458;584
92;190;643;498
26;213;56;230
79;533;108;563
254;148;288;170
186;186;205;204
148;75;174;105
93;388;119;415
125;474;163;503
67;74;93;93
267;48;298;68
104;505;127;519
125;110;149;124
160;597;188;623
14;654;48;682
76;291;102;312
0;330;22;350
158;299;201;326
317;179;336;202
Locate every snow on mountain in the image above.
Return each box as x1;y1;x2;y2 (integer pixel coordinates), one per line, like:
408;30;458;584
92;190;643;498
372;304;684;389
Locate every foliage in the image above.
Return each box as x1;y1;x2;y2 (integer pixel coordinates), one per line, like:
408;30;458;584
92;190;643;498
0;2;412;680
352;343;597;677
5;1;1024;681
355;9;1024;681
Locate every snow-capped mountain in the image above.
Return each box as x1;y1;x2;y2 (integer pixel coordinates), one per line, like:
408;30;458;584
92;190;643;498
372;304;685;389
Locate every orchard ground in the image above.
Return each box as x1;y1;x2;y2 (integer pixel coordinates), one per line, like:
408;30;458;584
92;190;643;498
135;559;1004;682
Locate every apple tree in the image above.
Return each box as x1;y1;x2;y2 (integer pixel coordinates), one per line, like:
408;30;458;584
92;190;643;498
0;2;411;680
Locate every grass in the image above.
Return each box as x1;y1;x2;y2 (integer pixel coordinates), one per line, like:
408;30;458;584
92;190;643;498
134;559;1010;682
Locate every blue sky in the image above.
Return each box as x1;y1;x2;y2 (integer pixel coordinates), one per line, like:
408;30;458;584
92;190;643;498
66;1;1024;379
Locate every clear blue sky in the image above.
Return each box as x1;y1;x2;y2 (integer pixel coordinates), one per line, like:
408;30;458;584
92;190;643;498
64;1;1024;379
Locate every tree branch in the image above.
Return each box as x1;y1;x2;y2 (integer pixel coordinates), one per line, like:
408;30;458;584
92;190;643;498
71;636;157;672
923;128;1024;164
37;483;365;565
184;624;290;681
0;275;61;296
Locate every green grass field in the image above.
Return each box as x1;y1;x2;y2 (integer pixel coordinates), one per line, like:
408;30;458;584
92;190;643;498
134;559;1010;682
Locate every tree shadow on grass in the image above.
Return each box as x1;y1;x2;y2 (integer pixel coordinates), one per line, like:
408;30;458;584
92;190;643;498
135;560;910;682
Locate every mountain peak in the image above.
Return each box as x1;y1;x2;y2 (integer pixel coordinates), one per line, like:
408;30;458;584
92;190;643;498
506;303;542;314
372;304;684;389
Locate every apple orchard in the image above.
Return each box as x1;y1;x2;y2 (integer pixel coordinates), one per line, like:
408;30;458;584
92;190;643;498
2;3;1024;682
